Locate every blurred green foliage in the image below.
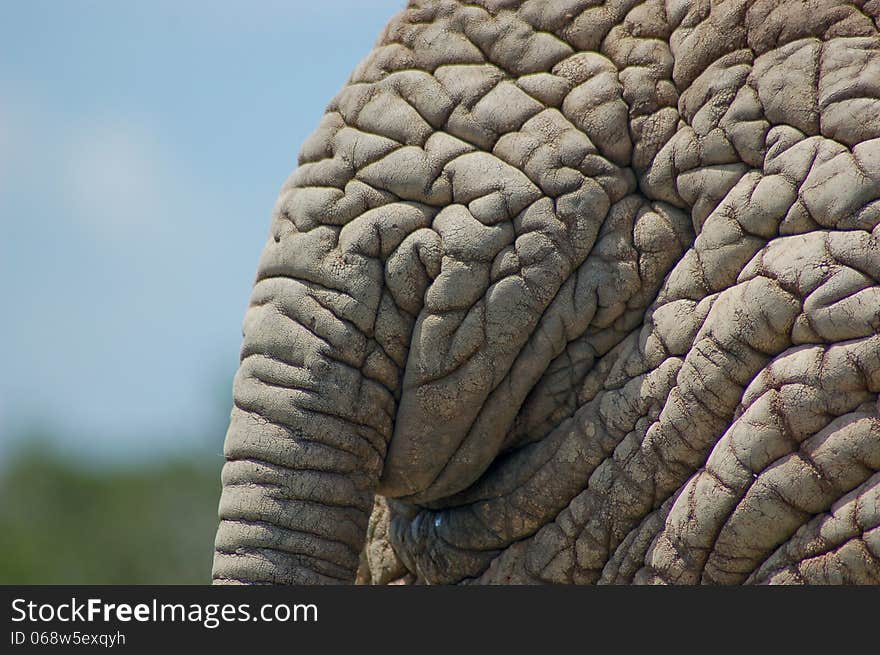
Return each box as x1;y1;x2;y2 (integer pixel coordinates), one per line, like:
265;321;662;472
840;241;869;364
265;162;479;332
0;441;222;584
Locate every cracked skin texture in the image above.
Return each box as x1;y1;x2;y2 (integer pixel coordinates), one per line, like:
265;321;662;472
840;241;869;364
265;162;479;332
212;0;880;586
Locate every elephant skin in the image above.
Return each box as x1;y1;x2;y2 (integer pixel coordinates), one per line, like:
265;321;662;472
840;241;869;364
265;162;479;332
213;0;880;585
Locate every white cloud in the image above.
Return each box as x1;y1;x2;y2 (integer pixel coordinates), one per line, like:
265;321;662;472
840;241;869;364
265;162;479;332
62;120;174;240
0;92;185;242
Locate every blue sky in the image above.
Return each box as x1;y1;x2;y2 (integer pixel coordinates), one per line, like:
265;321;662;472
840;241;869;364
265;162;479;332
0;0;404;464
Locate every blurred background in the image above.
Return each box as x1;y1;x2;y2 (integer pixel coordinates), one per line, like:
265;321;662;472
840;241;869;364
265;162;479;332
0;0;403;583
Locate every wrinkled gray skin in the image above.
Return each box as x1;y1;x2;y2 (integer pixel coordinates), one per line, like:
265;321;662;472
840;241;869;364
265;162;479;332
212;0;880;585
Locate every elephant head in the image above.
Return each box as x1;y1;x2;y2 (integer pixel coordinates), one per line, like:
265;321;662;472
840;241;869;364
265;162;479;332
213;0;880;585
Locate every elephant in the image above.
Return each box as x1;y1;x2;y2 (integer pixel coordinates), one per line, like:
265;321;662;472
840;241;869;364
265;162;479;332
212;0;880;585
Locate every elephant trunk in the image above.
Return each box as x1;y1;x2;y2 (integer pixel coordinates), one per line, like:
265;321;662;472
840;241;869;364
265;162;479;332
212;228;394;584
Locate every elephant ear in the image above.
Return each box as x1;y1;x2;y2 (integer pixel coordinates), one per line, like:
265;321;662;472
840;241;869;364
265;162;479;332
215;0;880;586
367;2;880;585
354;10;692;504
